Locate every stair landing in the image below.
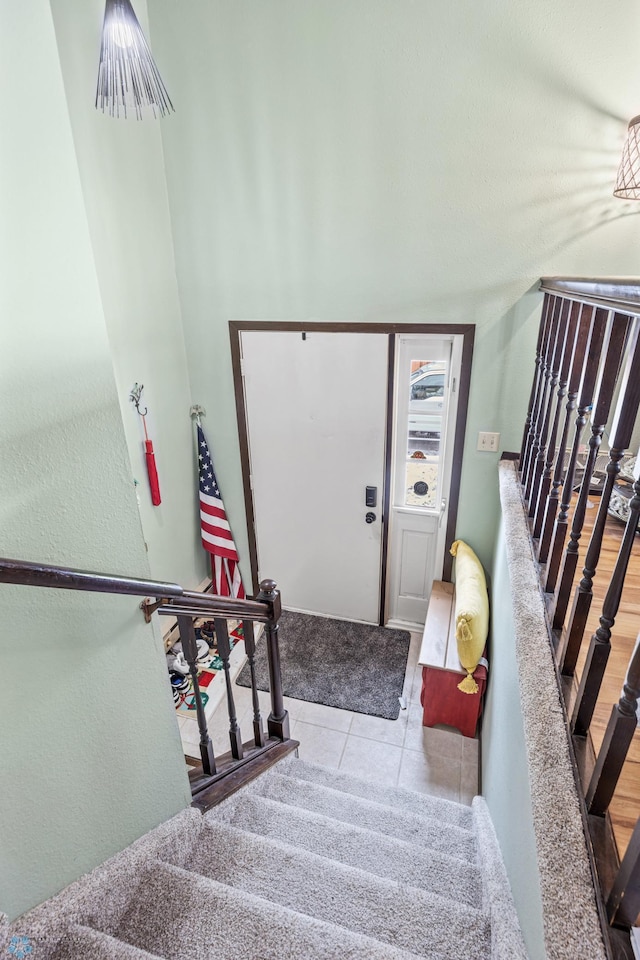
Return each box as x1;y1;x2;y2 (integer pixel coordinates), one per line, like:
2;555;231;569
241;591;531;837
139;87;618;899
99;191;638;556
202;628;479;804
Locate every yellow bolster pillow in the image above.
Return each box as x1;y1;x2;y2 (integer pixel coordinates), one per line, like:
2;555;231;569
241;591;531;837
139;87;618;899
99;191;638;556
450;539;489;695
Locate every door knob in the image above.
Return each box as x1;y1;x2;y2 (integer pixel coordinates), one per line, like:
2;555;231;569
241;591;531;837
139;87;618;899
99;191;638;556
365;512;376;524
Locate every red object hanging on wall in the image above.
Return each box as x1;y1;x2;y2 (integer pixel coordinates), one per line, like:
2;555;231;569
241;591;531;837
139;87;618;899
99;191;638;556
145;439;162;505
130;383;161;507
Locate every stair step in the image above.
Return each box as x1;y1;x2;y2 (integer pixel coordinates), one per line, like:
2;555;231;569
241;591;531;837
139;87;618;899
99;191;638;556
213;793;482;904
179;820;488;959
274;756;474;829
244;772;477;861
116;860;431;960
51;925;164;959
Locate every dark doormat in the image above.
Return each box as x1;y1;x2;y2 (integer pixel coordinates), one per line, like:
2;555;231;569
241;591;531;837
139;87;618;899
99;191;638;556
236;610;412;720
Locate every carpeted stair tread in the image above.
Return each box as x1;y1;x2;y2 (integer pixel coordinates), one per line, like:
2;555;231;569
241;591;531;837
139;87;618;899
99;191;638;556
274;755;474;828
7;761;529;960
179;820;489;959
5;808;202;960
51;925;164;959
244;772;477;860
0;915;10;956
116;860;430;960
212;793;483;904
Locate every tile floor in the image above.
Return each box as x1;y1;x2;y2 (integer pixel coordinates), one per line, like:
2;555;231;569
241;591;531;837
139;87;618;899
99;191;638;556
182;628;479;806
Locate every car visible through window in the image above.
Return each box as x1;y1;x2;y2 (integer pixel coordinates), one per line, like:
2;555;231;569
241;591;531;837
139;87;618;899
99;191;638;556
408;366;445;437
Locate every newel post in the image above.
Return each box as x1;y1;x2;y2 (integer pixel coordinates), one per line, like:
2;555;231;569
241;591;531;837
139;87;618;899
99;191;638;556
257;579;290;741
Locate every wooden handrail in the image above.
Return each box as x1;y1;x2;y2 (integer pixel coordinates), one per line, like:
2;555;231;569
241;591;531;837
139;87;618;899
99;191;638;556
0;555;185;597
0;556;273;621
0;555;293;809
516;279;640;948
541;277;640;315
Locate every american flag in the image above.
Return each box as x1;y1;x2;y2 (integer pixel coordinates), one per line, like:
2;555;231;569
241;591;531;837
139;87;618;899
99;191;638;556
197;423;245;598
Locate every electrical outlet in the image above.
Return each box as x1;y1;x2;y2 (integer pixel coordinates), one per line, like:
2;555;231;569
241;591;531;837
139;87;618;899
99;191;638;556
477;431;500;452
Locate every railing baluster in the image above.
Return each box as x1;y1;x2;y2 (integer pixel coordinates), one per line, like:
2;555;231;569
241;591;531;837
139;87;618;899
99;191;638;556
525;299;562;503
529;300;570;520
214;617;243;760
538;304;591;564
544;304;601;594
242;618;266;747
176;615;216;775
520;294;554;474
553;312;628;630
257;579;290;741
607;817;640;927
561;318;640;675
571;469;640;736
586;628;640;815
533;301;579;540
559;448;625;673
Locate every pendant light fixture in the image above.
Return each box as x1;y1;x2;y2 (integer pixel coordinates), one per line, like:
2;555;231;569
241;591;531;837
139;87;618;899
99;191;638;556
95;0;174;119
614;115;640;199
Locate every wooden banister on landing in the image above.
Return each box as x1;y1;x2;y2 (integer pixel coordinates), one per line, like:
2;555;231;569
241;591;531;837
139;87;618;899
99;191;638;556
0;556;293;806
541;277;640;316
0;555;184;598
517;277;640;947
0;555;273;622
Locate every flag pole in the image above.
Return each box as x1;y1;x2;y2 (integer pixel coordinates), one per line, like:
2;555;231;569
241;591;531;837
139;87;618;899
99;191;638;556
192;406;245;601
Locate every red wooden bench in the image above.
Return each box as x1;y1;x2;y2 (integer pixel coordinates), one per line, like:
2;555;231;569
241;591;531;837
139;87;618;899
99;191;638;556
418;581;488;739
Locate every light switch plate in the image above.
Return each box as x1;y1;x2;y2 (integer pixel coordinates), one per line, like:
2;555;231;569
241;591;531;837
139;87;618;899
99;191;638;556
477;431;500;452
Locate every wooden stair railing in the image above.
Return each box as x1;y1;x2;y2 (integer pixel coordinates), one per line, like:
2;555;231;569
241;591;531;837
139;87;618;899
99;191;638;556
532;299;579;541
561;323;640;678
527;297;567;512
551;311;628;630
544;304;604;595
515;277;640;952
0;556;296;809
537;302;591;565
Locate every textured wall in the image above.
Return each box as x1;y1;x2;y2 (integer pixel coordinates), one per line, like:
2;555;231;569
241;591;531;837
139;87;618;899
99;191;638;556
485;463;608;960
149;0;640;573
482;519;546;960
0;0;190;921
50;0;205;590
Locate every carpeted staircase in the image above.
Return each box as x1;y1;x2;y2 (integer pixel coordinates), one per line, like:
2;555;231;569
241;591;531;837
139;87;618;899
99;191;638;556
4;755;528;959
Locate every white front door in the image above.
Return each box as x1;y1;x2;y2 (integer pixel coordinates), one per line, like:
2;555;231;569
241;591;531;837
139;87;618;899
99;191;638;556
240;330;388;623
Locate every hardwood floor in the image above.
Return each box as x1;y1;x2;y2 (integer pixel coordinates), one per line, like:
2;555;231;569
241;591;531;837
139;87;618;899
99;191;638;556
553;489;640;859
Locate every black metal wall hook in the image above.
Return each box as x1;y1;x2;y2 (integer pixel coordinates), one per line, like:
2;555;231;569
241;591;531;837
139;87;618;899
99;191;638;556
129;383;148;417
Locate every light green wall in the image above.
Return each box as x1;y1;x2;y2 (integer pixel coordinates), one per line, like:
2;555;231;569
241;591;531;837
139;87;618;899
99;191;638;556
149;0;640;573
482;519;545;960
49;0;205;589
0;0;190;921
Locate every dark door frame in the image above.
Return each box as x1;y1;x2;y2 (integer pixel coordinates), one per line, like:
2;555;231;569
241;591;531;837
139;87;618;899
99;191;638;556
229;321;475;623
